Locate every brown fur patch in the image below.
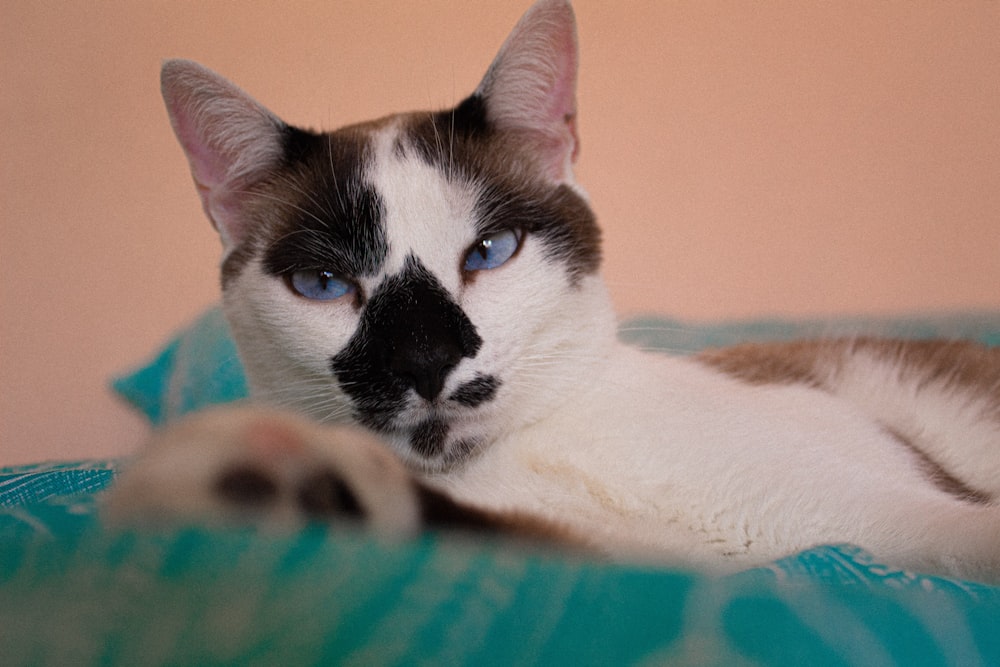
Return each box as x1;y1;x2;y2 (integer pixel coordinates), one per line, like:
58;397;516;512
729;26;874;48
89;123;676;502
866;338;1000;410
695;340;834;388
697;337;1000;412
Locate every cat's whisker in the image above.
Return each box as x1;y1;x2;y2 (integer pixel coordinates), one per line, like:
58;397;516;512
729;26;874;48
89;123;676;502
447;106;458;182
261;387;356;424
428;110;449;180
325;132;350;216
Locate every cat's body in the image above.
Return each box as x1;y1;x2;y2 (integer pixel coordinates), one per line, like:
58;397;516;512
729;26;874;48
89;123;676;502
106;0;1000;582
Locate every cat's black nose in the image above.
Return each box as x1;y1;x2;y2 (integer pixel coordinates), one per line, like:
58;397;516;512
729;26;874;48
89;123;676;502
383;275;472;400
336;256;483;404
385;309;476;400
389;343;461;401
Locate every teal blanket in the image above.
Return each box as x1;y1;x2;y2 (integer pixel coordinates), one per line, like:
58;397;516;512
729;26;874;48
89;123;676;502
3;309;999;665
2;466;998;666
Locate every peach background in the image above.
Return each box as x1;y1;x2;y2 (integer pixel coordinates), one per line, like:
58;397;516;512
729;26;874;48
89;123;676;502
2;1;999;465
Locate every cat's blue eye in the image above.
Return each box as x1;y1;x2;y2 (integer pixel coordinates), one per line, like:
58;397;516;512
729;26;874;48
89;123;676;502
464;229;523;272
288;270;355;301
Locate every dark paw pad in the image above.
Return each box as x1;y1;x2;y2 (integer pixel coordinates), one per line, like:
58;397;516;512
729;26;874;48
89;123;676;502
213;465;363;522
215;466;279;506
296;471;363;519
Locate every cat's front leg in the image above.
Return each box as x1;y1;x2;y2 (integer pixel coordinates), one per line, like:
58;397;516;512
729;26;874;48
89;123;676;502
103;406;563;544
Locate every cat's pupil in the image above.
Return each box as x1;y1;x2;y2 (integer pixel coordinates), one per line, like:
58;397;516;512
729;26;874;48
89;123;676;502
289;269;353;301
464;229;522;272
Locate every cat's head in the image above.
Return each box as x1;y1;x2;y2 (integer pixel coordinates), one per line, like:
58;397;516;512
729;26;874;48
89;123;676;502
161;0;615;472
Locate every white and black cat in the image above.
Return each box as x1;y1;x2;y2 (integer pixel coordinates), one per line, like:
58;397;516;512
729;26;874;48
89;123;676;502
106;0;1000;582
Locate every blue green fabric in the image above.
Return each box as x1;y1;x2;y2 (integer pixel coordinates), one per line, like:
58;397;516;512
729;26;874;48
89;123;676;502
618;310;1000;353
0;460;118;508
2;308;995;665
111;307;247;426
1;466;998;666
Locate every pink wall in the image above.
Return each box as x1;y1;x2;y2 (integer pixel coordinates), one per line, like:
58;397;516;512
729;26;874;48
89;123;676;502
3;1;999;465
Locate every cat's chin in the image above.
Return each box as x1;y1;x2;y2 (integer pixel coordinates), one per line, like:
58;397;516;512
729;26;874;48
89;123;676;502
374;417;491;475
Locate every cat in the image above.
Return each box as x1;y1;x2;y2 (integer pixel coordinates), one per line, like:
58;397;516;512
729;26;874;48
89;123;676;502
105;0;1000;582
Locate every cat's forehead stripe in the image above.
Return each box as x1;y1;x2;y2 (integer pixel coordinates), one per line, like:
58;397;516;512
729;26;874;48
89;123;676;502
364;123;484;289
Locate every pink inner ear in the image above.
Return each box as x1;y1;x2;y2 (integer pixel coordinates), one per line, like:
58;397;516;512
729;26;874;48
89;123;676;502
161;60;286;249
477;0;582;183
546;25;581;165
171;112;249;245
167;101;231;197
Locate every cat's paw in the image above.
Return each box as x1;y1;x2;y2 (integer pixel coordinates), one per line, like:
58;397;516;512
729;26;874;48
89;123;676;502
103;406;422;537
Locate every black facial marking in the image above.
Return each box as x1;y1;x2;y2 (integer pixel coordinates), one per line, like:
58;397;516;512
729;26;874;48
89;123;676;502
410;418;451;458
215;466;279;506
296;470;364;519
449;374;500;408
331;256;482;429
401;94;492;164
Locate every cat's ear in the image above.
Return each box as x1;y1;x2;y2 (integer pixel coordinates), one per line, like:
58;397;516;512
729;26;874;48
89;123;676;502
161;60;286;250
475;0;580;184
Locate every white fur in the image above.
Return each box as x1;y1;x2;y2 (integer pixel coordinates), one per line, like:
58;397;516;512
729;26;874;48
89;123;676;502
819;350;1000;497
429;344;1000;579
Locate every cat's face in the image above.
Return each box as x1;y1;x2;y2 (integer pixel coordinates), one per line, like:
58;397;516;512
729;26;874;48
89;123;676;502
162;0;614;471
